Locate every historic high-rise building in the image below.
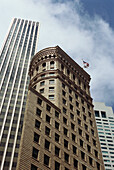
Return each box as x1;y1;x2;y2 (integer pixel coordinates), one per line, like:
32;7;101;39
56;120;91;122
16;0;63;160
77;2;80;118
94;102;114;170
0;18;39;169
17;46;105;170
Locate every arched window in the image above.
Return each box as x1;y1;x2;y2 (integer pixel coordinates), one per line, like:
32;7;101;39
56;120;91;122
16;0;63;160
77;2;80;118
42;62;46;67
36;66;39;71
50;61;55;69
67;69;70;75
61;64;64;70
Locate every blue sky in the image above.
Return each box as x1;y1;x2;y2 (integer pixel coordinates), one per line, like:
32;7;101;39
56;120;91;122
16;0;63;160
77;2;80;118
0;0;114;110
81;0;114;29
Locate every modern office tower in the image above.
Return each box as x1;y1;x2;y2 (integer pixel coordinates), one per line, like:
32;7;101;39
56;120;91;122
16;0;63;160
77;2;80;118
94;102;114;170
17;46;104;170
0;18;39;170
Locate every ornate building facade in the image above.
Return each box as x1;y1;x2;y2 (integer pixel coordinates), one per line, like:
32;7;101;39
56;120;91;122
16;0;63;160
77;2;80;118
17;46;104;170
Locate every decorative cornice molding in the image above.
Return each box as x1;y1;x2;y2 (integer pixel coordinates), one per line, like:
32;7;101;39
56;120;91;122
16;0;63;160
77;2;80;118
29;45;90;82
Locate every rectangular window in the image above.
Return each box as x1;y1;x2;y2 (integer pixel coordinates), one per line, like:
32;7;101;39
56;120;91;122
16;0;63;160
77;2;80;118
55;111;59;118
46;104;51;112
77;110;80;116
69;96;72;102
71;123;75;130
69;88;72;94
90;120;93;126
32;147;39;159
82;164;86;170
49;87;54;92
55;146;60;157
78;128;82;136
40;88;44;93
62;83;65;89
86;134;89;141
45;126;50;136
34;132;40;144
45;139;50;150
81;151;85;160
74;159;78;168
31;164;37;170
64;139;68;149
80;139;83;147
78;118;81;126
72;133;76;142
46;115;51;124
91;129;94;136
87;145;91;153
63;117;67;124
96;162;100;170
89;157;92;165
76;101;79;107
41;74;45;78
49;95;54;100
55;121;59;130
44;154;50;167
82;106;85;112
55;161;60;170
49;80;55;84
94;150;98;158
49;72;55;76
75;94;78;99
36;108;42;117
63;98;66;105
63;107;67;114
72;145;77;154
64;127;68;136
88;111;91;118
40;81;45;86
37;98;42;105
55;133;60;142
64;152;69;163
70;113;74;120
70;104;73;111
93;139;96;146
83;115;86;121
101;111;106;118
62;90;66;96
35;120;41;129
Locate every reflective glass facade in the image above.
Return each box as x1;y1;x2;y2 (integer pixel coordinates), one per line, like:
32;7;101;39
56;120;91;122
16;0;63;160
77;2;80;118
0;18;39;170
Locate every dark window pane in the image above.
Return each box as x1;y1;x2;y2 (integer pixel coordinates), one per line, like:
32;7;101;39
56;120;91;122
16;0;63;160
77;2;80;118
44;154;50;166
55;161;60;170
31;164;37;170
55;146;60;157
32;147;39;159
35;120;41;129
34;132;40;143
36;108;42;117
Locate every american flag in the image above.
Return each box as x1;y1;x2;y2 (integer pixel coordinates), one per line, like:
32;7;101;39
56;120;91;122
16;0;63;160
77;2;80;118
83;60;89;68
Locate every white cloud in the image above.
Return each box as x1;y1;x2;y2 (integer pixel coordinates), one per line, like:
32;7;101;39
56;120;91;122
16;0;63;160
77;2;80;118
0;0;114;108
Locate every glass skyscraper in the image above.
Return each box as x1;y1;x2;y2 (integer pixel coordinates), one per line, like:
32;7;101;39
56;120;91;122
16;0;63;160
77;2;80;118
0;18;39;170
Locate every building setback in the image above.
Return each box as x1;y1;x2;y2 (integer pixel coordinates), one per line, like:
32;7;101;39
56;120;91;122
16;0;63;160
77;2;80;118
0;18;39;170
94;102;114;170
17;46;105;170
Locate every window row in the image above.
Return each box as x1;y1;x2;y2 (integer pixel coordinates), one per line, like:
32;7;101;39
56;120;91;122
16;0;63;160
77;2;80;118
34;121;97;149
32;147;100;169
61;64;88;92
36;108;95;138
